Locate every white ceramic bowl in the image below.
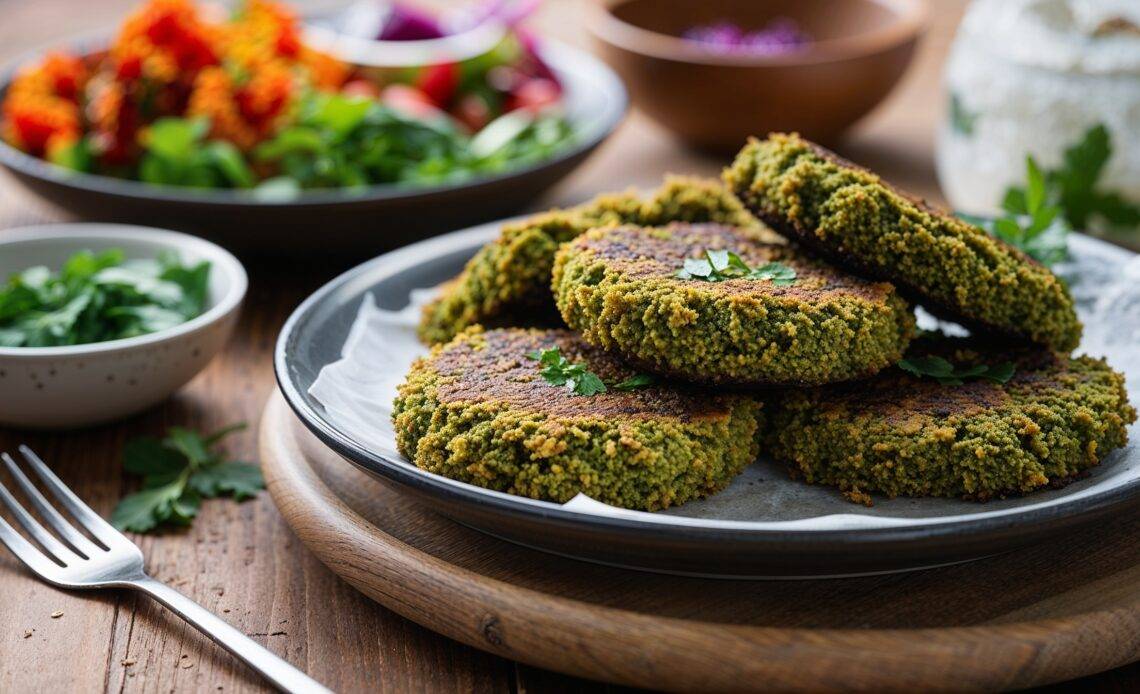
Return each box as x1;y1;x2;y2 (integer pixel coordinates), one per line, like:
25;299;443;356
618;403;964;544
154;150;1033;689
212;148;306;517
0;224;247;429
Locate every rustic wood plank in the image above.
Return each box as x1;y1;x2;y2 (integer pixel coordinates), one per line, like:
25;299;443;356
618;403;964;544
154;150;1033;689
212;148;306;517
0;0;1137;691
256;394;1140;691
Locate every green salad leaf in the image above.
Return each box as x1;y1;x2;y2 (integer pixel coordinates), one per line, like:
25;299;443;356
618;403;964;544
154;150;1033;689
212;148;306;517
253;92;575;190
111;423;263;533
0;249;210;347
139;118;255;189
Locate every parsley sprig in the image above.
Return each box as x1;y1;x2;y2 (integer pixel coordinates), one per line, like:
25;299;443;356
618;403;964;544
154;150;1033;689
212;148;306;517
111;424;264;533
960;155;1071;267
1004;124;1140;232
675;250;796;286
898;356;1015;386
527;347;607;396
526;348;656;396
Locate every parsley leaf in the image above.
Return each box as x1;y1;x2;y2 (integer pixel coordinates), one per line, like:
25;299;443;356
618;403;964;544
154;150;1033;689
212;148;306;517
961;155;1071;267
0;249;211;347
1003;124;1140;231
526;348;660;395
676;250;797;286
111;423;263;533
898;356;1016;386
612;374;656;391
526;347;608;396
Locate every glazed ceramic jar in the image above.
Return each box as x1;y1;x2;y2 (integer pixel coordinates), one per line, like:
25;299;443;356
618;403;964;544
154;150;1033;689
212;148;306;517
936;0;1139;231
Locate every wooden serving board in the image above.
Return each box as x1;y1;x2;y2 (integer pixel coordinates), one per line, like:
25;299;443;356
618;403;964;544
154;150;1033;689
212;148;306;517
259;393;1140;692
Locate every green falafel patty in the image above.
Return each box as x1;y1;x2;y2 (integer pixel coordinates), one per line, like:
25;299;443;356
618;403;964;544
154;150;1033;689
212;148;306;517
393;327;763;511
417;176;766;345
725;133;1082;352
552;223;916;386
764;337;1136;501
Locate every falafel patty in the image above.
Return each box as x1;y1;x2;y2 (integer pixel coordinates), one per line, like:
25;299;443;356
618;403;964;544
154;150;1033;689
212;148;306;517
725;133;1082;352
393;327;763;510
417;176;766;345
763;337;1136;501
552;223;916;386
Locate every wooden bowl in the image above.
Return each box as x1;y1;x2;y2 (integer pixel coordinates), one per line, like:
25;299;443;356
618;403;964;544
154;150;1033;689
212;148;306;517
589;0;926;151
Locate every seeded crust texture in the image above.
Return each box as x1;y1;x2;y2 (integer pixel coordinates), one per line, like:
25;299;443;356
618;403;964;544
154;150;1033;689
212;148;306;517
552;223;916;386
764;337;1136;501
393;327;763;511
725;133;1082;352
416;177;768;345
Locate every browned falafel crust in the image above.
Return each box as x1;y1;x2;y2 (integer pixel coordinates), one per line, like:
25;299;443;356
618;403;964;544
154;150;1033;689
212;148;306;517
393;327;763;510
725;133;1082;352
764;337;1136;501
553;223;916;385
416;176;769;344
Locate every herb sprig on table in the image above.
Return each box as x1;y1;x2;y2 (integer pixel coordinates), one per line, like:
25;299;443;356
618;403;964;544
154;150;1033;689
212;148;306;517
675;250;796;286
0;249;210;348
526;347;656;396
898;356;1015;386
111;424;264;533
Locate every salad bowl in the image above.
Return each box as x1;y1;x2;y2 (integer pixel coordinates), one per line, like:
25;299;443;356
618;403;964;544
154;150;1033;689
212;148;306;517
0;42;626;254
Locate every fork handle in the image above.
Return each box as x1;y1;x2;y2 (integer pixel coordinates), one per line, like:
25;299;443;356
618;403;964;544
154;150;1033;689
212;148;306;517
130;576;332;694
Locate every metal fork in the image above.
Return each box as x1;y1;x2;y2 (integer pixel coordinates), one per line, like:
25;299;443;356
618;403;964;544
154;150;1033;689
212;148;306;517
0;445;330;694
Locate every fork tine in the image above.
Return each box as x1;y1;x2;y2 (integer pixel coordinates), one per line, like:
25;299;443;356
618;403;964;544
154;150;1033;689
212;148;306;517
17;446;127;548
0;479;75;566
3;453;103;558
0;514;63;579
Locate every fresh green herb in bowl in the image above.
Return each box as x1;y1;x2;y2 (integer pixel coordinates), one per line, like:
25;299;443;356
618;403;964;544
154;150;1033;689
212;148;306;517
0;248;210;348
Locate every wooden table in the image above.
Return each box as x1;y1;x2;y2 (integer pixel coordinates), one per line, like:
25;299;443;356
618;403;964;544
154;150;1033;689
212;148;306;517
0;1;1136;691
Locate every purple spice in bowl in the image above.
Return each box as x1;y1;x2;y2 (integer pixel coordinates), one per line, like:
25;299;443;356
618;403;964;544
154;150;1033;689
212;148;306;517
682;18;811;55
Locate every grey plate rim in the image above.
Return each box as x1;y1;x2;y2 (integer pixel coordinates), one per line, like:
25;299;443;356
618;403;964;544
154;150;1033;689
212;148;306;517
274;218;1140;549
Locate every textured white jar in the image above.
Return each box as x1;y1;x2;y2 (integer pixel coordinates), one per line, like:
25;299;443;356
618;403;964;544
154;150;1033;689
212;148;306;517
936;0;1140;229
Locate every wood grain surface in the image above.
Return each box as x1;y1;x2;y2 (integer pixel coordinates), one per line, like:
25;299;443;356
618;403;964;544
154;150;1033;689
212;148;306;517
0;0;1137;692
259;392;1140;692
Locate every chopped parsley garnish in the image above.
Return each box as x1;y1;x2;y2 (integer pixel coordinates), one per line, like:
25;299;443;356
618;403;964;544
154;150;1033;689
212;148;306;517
526;347;607;396
526;348;657;396
1004;124;1140;232
675;249;796;286
0;248;210;348
111;424;264;533
898;356;1015;386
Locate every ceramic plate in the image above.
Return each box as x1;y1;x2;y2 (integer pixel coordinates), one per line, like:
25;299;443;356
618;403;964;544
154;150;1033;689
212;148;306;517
0;42;626;253
275;220;1140;577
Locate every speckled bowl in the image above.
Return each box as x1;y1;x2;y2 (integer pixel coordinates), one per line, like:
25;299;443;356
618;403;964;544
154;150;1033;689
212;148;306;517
0;224;246;429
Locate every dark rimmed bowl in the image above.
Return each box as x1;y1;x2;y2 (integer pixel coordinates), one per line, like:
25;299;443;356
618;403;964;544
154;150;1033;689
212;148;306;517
274;220;1140;578
588;0;925;151
0;42;626;254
